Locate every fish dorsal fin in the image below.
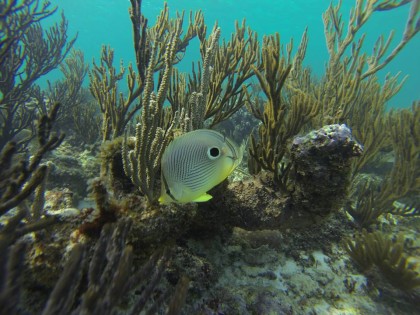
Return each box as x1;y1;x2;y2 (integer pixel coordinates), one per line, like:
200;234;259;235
192;193;213;202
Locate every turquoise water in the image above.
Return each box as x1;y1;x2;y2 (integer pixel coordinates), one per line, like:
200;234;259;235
42;0;420;108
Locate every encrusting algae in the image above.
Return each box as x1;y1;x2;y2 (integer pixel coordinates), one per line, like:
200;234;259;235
0;0;419;314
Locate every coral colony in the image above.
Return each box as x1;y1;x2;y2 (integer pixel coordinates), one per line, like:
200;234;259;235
0;0;419;314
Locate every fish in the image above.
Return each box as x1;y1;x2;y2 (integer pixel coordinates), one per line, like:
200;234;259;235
159;129;244;204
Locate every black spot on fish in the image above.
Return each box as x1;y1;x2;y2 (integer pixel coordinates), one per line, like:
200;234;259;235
209;147;220;158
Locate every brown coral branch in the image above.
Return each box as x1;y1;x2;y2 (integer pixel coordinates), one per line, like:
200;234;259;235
361;0;420;79
204;20;258;126
0;2;75;148
129;0;149;83
344;230;420;291
0;0;57;65
41;244;85;315
347;101;418;227
0;164;47;215
0;102;63;256
91;1;201;142
122;21;183;204
318;0;417;130
0;242;27;315
246;31;319;191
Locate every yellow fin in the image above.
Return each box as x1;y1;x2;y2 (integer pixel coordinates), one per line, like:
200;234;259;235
158;195;170;205
192;193;213;202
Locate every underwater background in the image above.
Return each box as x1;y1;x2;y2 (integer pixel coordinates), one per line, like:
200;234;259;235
41;0;420;109
1;0;419;314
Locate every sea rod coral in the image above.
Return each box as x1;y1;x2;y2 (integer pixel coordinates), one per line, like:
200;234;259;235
0;0;75;149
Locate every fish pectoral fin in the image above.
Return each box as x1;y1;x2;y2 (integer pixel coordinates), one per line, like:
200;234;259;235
193;194;213;202
192;193;213;202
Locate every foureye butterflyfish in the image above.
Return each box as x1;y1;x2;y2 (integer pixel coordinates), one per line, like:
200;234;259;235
159;129;244;204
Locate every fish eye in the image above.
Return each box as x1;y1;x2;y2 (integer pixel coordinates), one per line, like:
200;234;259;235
207;146;220;159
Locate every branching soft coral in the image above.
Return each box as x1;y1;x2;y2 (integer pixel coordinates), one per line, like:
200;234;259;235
344;230;420;291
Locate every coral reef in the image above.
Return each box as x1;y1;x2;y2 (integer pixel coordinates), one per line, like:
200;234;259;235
191;124;362;233
290;124;363;215
344;230;420;293
89;1;203;142
41;49;101;146
46;140;100;200
168;19;259;129
215;105;259;147
319;0;419;126
346;102;419;228
100;123;361;247
0;4;76;308
42;219;187;315
15;218;186;315
1;0;419;314
246;30;319;192
0;103;64;314
121;26;182;204
175;221;370;314
121;21;237;204
0;0;75;149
